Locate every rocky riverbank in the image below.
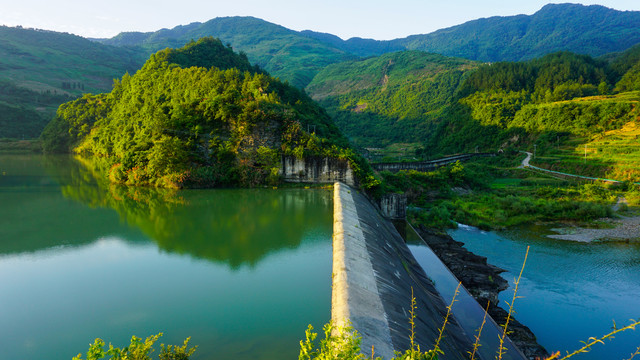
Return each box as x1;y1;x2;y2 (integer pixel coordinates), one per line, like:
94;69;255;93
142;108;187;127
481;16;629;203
415;225;549;360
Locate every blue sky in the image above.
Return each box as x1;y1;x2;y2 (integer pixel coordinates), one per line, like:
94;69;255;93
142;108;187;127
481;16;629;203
2;1;640;40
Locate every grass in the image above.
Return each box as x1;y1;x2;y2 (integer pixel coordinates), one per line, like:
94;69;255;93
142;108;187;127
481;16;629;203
533;120;640;183
395;152;640;230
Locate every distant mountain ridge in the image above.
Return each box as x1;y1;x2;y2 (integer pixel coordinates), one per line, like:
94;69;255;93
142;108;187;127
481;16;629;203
96;3;640;73
393;3;640;62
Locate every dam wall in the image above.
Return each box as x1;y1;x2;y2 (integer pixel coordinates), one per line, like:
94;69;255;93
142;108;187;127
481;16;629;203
332;182;528;359
332;182;474;359
281;156;355;186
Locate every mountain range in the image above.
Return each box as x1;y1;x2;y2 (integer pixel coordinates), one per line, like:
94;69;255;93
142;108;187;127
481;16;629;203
94;3;640;87
2;3;640;140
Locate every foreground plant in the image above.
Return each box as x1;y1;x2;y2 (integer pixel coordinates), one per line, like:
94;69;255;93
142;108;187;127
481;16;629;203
497;246;529;360
299;322;369;360
72;333;196;360
546;319;640;360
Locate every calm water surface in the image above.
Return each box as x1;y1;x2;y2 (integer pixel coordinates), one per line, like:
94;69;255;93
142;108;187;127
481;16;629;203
0;155;333;360
448;224;640;360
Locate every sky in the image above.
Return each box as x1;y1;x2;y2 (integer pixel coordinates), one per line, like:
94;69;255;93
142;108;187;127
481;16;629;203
2;1;640;40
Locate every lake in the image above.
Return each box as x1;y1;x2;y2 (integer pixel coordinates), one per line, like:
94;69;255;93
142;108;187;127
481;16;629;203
448;224;640;360
0;155;333;360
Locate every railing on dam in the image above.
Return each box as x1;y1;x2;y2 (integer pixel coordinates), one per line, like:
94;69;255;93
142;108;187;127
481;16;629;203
372;153;497;173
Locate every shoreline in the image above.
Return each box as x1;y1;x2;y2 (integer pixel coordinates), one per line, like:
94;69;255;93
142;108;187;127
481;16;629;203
548;214;640;242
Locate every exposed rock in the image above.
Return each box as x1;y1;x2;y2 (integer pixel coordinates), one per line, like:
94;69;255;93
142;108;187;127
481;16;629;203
415;225;550;360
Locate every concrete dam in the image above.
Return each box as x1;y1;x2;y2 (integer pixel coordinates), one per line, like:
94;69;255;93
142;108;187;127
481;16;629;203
331;182;527;360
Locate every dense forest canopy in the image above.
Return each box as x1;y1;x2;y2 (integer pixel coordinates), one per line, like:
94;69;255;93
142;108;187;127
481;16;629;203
41;37;367;189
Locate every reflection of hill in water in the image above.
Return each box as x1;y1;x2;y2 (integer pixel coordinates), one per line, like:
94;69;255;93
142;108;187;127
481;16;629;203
52;156;333;268
0;155;145;256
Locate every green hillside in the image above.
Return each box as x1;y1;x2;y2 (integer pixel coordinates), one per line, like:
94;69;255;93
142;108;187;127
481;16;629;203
42;38;364;189
425;52;614;152
0;26;147;139
7;4;640;143
96;4;640;90
0;26;144;94
0;79;74;139
97;17;355;88
305;51;478;148
421;49;640;184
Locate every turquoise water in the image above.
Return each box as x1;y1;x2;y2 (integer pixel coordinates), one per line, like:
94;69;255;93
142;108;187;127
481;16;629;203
0;155;333;360
406;224;526;360
449;224;640;360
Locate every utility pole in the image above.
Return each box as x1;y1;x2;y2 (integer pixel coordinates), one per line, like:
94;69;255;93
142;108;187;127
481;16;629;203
534;144;537;159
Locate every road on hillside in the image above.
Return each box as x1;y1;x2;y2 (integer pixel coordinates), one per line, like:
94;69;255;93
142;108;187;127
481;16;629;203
519;151;532;168
519;151;639;184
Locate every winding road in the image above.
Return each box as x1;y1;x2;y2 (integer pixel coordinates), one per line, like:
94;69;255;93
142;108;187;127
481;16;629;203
519;151;638;184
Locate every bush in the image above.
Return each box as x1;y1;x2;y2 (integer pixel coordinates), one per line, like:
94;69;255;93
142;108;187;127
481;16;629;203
72;333;196;360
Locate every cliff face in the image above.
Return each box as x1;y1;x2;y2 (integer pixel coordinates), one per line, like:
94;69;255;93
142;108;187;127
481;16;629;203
415;226;549;360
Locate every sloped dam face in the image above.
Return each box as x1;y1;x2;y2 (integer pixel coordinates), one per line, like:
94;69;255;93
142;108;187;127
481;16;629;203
331;182;526;360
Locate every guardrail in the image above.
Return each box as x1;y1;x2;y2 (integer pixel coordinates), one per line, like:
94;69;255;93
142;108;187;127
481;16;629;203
372;153;496;173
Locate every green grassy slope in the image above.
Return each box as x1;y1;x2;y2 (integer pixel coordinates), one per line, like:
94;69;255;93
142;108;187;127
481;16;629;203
423;48;640;184
0;26;147;138
0;26;144;94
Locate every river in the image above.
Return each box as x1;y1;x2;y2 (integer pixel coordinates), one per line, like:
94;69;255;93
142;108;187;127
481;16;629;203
0;154;333;360
448;224;640;360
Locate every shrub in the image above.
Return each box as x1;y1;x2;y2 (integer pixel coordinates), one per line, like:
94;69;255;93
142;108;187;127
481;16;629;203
72;333;196;360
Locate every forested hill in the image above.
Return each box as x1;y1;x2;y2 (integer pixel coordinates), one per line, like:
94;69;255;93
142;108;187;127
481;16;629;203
305;51;478;147
41;38;367;189
307;43;640;161
95;16;355;88
6;3;640;141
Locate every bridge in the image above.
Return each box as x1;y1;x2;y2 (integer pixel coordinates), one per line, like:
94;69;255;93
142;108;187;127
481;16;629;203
372;153;497;173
